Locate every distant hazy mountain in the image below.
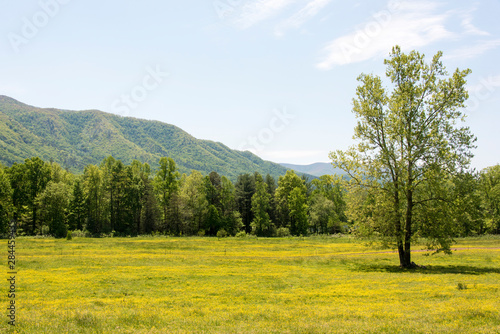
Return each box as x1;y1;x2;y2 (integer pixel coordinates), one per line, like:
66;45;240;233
280;162;346;177
0;95;290;180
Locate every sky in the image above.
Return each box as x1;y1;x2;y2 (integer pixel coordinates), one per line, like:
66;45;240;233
1;0;499;170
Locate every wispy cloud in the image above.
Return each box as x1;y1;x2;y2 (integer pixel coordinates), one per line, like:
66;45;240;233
231;0;296;30
445;39;500;60
460;13;489;36
274;0;332;37
317;1;455;69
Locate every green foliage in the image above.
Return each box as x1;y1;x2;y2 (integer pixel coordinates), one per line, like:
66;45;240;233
330;46;476;268
235;173;256;233
25;157;52;234
309;193;341;234
0;165;12;234
276;227;291;237
66;230;73;240
36;181;70;238
216;228;228;238
235;231;247;238
154;157;180;233
251;173;273;236
450;171;485;236
180;171;208;235
1;155;321;238
275;170;308;235
479;165;500;233
68;178;86;231
83;164;104;235
310;175;347;234
205;205;221;236
289;187;309;236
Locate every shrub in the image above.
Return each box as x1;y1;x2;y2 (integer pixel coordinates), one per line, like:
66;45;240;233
235;231;247;238
66;231;72;240
217;229;228;238
71;229;90;238
41;225;50;236
276;227;291;237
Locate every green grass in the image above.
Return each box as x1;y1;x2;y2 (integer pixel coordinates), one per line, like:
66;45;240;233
2;236;500;333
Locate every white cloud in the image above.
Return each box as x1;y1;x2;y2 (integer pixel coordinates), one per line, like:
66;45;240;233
460;13;489;36
231;0;296;30
445;39;500;60
274;0;332;37
316;1;455;69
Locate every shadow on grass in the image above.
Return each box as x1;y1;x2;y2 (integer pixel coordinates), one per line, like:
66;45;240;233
353;263;500;275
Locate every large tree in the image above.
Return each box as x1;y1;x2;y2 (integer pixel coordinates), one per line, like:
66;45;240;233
251;173;272;236
154;157;180;233
24;157;52;234
179;171;208;235
275;170;308;235
83;164;104;235
68;178;86;231
36;181;70;238
235;173;255;233
330;46;476;268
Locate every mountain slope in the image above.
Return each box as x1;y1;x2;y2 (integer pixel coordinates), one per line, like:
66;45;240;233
0;95;289;180
280;162;346;177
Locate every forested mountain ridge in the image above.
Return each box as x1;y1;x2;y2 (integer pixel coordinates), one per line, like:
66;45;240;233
0;95;289;179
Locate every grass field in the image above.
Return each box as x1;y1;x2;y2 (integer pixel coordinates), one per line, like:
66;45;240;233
2;235;500;333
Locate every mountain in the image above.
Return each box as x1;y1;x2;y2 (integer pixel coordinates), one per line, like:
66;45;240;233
280;162;346;177
0;95;290;180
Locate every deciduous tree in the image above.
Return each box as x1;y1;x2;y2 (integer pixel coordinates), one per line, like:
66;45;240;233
68;178;86;231
275;170;308;235
25;157;52;234
251;173;272;236
330;46;476;268
235;173;255;233
37;181;70;238
154;157;180;233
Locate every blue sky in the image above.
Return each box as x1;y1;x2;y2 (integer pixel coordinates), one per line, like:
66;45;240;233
1;0;499;170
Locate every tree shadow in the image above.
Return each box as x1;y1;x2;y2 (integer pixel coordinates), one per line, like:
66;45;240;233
353;263;500;275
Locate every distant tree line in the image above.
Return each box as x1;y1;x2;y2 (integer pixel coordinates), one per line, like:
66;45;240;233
0;157;498;239
0;156;347;238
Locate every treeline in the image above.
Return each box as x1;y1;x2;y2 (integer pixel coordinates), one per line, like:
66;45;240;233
0;156;347;238
0;157;498;238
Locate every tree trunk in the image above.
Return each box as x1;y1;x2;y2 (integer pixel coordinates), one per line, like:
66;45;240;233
401;190;414;268
393;183;409;268
397;242;405;267
32;205;37;234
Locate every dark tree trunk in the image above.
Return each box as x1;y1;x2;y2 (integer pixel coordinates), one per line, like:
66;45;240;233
393;181;410;268
400;190;414;268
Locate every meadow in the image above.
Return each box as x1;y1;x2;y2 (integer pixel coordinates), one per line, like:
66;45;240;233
2;235;500;333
